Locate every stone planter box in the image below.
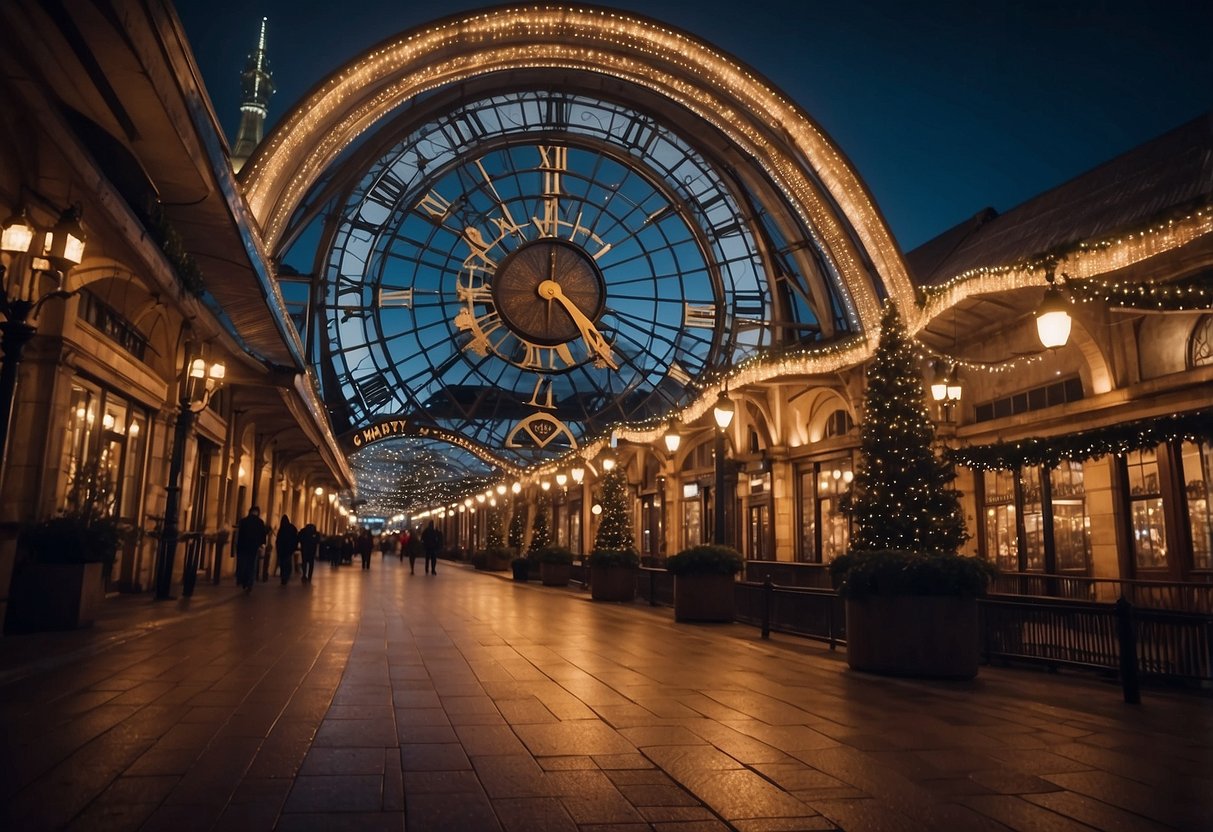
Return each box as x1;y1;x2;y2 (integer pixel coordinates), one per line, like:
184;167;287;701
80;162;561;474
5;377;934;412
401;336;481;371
5;561;104;632
673;573;736;622
590;565;636;602
540;562;572;587
844;595;980;679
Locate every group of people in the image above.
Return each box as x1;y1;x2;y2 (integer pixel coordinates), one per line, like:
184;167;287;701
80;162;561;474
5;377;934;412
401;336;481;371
233;506;321;592
232;507;445;591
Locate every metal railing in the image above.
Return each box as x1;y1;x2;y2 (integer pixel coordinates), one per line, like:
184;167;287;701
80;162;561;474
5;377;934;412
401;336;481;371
556;562;1212;695
735;579;845;649
990;572;1213;613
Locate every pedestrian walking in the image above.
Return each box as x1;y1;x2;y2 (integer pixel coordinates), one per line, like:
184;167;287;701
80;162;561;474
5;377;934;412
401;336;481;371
276;515;299;585
235;506;267;592
421;521;442;575
357;528;373;570
405;528;422;574
298;522;320;583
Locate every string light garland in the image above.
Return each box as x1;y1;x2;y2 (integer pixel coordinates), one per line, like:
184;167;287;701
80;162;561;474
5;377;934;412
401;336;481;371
1065;274;1213;312
949;410;1213;470
917;203;1213;331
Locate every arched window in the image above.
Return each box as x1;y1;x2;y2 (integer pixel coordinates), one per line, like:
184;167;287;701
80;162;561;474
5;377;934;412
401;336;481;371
823;409;854;439
1189;315;1213;368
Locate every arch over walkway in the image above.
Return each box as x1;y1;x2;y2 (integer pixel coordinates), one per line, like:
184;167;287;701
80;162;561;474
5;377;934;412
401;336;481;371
240;4;915;337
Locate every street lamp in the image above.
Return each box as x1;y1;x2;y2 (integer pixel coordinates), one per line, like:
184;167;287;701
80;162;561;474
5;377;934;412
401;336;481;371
600;451;616;472
712;391;735;545
154;347;226;599
0;204;85;477
570;465;585;485
663;420;681;454
1036;268;1072;348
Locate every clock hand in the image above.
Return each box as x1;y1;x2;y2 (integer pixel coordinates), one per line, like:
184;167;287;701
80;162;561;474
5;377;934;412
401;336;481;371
537;279;618;370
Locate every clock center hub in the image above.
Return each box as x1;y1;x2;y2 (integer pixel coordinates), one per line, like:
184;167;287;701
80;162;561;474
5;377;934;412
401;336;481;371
492;239;606;347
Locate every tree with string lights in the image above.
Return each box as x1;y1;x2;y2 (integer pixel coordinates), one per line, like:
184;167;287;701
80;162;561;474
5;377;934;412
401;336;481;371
485;503;505;549
527;498;552;555
849;302;967;554
832;302;990;679
508;501;527;555
592;466;635;555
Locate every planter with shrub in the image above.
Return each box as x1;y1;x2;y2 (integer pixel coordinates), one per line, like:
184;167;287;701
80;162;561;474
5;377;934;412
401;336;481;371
829;303;993;679
536;546;574;586
666;544;743;622
511;556;531;581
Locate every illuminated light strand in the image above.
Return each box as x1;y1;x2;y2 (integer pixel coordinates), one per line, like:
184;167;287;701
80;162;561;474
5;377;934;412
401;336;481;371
910;341;1048;374
917;205;1213;331
949;410;1213;470
1065;276;1213;312
243;6;915;333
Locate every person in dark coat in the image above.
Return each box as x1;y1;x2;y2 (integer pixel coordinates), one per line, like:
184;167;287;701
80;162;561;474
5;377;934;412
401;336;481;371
276;514;299;585
357;528;374;570
235;506;267;592
421;521;442;575
298;523;320;583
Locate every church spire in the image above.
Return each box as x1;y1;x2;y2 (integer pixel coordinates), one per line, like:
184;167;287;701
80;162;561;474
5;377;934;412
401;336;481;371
231;17;274;173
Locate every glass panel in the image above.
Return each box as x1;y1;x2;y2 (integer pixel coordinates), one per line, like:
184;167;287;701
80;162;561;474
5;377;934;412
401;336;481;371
121;411;147;519
983;469;1018;572
798;468;816;563
1021;466;1044;572
1125;448;1167;569
64;385;98;497
681;492;701;549
1050;460;1090;572
816;459;853;564
1182;441;1212;570
555;504;567;548
569;509;581;555
748;504;770;560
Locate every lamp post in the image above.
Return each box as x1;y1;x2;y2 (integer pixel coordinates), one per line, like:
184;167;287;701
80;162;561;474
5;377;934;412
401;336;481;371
154;351;226;600
929;361;962;422
0;205;85;478
712;391;735;545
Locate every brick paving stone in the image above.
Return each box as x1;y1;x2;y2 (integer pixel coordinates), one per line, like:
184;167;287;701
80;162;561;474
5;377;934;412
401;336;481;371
2;560;1210;832
1024;790;1175;832
492;796;580;832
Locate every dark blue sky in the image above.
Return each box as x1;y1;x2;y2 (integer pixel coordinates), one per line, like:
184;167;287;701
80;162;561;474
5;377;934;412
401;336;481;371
178;0;1213;251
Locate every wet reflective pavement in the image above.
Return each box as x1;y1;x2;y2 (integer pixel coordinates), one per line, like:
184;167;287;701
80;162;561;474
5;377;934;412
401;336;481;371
1;557;1210;831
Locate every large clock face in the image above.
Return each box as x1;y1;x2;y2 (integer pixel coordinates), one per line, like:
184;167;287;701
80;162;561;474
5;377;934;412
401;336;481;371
319;91;785;463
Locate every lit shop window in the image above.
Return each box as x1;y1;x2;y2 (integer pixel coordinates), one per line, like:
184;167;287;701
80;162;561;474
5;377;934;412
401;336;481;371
1125;447;1167;569
1180;441;1213;571
1049;460;1091;571
982;469;1018;572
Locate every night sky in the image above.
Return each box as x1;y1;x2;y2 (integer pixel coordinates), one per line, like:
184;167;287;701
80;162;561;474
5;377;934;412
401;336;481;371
177;0;1213;252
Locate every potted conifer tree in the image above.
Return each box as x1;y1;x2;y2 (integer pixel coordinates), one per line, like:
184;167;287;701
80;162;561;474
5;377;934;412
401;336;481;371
830;303;994;678
520;500;554;578
588;465;639;602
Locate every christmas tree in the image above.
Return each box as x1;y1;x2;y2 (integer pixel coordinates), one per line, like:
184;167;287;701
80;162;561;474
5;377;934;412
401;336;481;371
485;503;505;549
850;302;967;554
508;501;527;554
527;499;552;555
592;466;635;553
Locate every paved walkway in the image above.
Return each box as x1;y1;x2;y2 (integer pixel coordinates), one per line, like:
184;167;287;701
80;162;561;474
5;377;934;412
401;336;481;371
1;556;1209;831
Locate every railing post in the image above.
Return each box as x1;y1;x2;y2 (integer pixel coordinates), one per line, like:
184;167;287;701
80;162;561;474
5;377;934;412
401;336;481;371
1115;595;1141;704
761;576;773;640
650;569;658;606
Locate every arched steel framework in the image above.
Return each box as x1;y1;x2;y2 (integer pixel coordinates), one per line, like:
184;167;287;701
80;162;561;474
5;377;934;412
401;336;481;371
240;4;923;513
